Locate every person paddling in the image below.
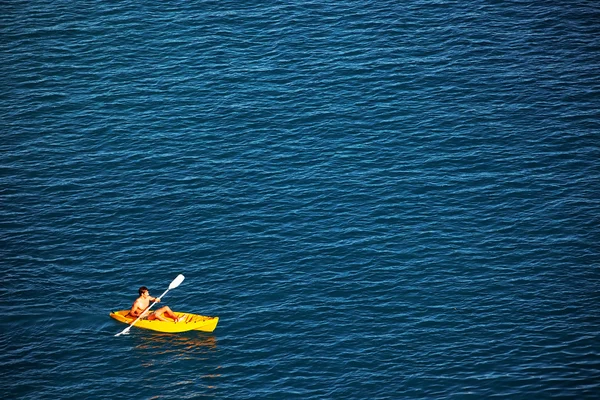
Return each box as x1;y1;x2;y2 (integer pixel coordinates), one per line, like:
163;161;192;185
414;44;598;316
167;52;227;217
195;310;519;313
129;286;184;322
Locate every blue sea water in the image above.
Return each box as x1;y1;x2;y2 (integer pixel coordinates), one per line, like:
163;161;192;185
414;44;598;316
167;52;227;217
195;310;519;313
1;1;599;398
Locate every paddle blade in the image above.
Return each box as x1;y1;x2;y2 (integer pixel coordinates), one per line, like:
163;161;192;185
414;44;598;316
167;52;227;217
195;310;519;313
115;327;131;337
169;274;185;290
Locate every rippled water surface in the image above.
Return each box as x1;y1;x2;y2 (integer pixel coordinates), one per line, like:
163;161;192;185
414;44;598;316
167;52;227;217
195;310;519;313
2;1;599;399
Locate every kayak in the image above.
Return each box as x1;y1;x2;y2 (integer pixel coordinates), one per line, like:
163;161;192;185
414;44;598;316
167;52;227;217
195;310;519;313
110;310;219;333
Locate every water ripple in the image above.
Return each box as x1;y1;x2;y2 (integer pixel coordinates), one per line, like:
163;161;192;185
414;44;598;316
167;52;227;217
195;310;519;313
2;1;600;399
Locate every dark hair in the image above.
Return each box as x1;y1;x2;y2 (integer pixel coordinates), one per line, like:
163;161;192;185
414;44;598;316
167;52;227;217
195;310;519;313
139;286;149;296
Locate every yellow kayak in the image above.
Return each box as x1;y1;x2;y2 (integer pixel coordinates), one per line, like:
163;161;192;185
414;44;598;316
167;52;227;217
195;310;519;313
110;310;219;333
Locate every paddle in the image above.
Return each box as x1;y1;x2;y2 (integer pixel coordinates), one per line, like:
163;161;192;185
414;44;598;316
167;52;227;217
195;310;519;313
115;274;185;337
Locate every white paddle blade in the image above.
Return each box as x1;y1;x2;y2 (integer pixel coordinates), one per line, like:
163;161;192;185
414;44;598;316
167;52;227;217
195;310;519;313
115;327;131;337
169;274;185;290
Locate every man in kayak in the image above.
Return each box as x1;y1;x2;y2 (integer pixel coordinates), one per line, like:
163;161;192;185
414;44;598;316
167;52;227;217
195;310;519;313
129;286;184;322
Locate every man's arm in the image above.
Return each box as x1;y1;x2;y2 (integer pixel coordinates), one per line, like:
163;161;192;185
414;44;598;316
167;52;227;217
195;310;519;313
130;298;154;317
129;300;142;317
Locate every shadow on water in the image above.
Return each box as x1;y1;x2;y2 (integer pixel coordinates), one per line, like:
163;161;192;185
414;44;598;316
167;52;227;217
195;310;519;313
133;331;218;356
130;332;223;393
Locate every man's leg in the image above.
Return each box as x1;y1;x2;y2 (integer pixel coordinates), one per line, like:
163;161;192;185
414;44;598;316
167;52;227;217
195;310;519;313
150;306;180;322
